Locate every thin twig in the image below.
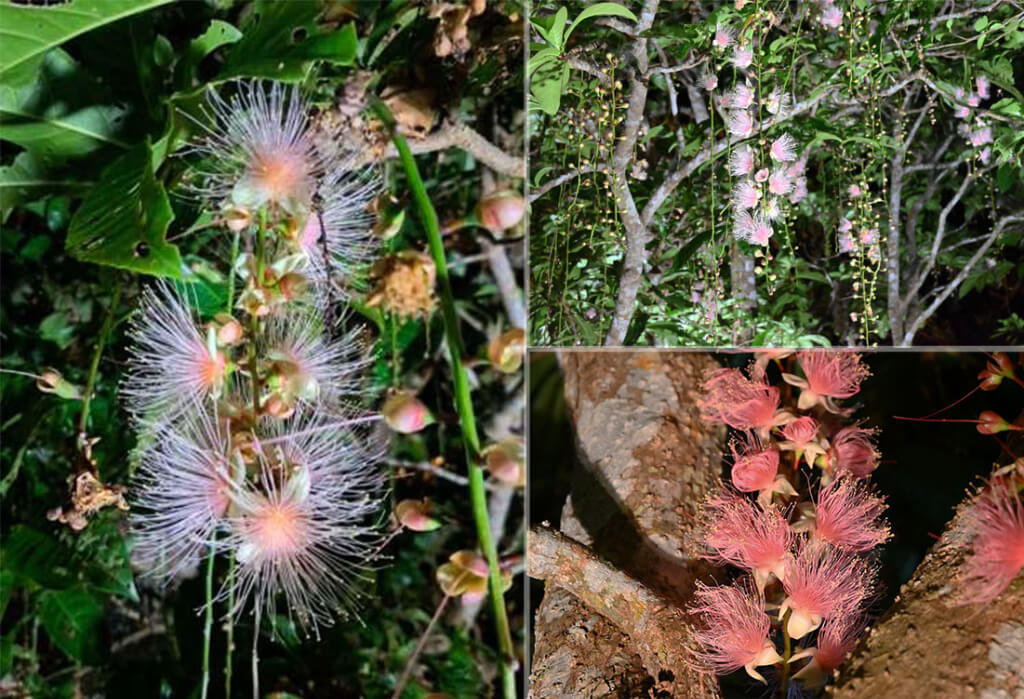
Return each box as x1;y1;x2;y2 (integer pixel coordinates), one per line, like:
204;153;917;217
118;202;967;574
390;595;450;699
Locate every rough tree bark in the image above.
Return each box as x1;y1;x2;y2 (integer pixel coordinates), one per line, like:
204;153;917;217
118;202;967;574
832;475;1024;698
529;351;725;697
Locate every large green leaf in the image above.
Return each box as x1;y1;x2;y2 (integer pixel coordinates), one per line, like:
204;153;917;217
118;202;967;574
0;525;77;590
566;2;638;41
38;585;104;664
65;141;181;278
0;0;175;82
220;0;357;81
0;49;128;164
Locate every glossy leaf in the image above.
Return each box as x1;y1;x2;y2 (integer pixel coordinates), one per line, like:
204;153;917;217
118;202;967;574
38;585;104;664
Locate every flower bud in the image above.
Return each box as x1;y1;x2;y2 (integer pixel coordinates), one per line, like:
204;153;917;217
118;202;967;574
487;328;526;373
436;550;488;599
977;410;1011;434
278;272;307;301
213;314;244;346
35;367;82;400
476;191;526;232
483;438;525;487
395;499;441;532
978;352;1015;390
264;392;296;419
372;208;405;241
382;392;434;433
223;205;251;232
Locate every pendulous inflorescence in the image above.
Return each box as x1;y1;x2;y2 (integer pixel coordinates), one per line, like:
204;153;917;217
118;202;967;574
690;351;886;693
125;80;391;643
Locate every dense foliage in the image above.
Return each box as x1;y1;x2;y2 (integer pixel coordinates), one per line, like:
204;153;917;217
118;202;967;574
1;2;525;697
529;0;1024;346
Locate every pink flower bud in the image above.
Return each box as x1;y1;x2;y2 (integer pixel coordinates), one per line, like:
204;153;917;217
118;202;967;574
487;328;526;373
382;392;434;434
477;191;526;232
483;438;525;487
977;410;1011;435
395;499;441;532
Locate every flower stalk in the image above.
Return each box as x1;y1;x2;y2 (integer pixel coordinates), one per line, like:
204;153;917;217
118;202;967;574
376;100;517;698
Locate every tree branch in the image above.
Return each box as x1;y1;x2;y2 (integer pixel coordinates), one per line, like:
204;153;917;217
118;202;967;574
363;122;525;179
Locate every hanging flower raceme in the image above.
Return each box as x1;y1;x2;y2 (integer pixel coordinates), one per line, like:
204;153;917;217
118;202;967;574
127;79;389;652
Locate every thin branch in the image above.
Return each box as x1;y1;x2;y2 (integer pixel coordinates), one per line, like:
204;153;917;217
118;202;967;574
529;165;597;202
361;122;525;179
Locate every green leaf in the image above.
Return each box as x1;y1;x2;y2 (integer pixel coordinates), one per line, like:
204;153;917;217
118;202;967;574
566;3;638;41
0;571;14;621
0;151;85;221
39;311;75;349
38;585;104;664
186;19;242;66
0;0;175;82
547;7;569;50
66;141;181;278
0;49;129;165
1;525;76;590
221;1;357;82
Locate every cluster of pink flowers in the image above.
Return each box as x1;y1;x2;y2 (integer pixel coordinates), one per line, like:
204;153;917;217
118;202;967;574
817;0;844;30
952;76;995;164
708;21;809;248
836;214;880;264
127;81;389;639
691;351;887;690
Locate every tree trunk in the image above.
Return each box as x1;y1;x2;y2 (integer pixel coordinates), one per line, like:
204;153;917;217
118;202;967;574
729;243;757;344
529;351;726;697
832;479;1024;697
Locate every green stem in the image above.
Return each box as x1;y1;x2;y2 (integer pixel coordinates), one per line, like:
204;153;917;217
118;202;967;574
228;229;240;312
379;102;516;699
78;282;123;437
224;556;235;698
201;546;215;699
780;608;792;698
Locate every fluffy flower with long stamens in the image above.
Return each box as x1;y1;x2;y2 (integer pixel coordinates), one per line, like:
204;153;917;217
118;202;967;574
218;412;387;637
733;44;754;69
733;181;761;210
734;210;773;246
768;169;792;196
262;313;369;411
828;426;880;478
780;539;874;639
812;477;890;551
950;476;1024;605
728;84;755;110
704;493;792;590
729;145;755;177
791;615;866;688
130;404;234;582
728;109;755;138
699;366;788;434
296;165;380;293
770;133;797;162
784;351;869;412
777;416;825;466
122;283;229;424
186;81;331;214
689;580;783;683
713;24;735;49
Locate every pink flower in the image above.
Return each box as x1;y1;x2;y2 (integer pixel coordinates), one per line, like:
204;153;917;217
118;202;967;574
977;75;990;99
189;82;327;213
753;167;769;183
734;210;773;246
765;89;789;116
954;105;971;119
733;180;761;209
838;231;856;253
829;426;880;478
713;25;735;49
704;494;793;589
859;227;878;245
777;416;826;465
123;283;229;423
689;581;783;683
780;540;875;638
131;407;233;582
728;145;755;176
791;615;866;688
730;438;795;506
847;184;863;198
969;127;993;147
787;158;806;178
838;217;853;234
967;93;980;107
728;109;755;138
699;367;783;432
979;146;991;164
729;84;754;110
701;73;718;91
821;5;843;29
265;314;367;408
951;476;1024;605
813;477;890;551
770;133;797;162
733;44;754;69
789;176;808;203
768;169;792;196
784;351;869;411
763;198;782;220
955;87;966;100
